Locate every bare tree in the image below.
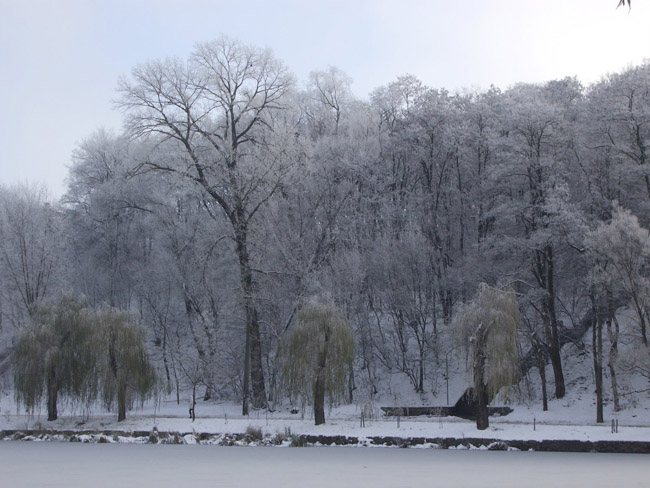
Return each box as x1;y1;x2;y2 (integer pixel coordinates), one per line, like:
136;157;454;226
0;184;61;321
117;36;294;414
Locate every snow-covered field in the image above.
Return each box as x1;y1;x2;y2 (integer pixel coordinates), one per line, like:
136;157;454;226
1;442;648;488
2;389;650;445
2;330;650;446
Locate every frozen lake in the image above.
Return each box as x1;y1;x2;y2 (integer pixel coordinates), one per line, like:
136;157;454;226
0;442;648;487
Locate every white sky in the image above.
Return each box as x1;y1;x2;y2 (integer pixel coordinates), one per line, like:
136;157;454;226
1;0;649;198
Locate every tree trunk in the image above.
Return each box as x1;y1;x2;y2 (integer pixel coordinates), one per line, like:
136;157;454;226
249;307;267;409
242;320;250;416
313;325;331;426
418;348;424;393
537;345;548;411
545;244;565;399
631;294;648;346
473;324;489;430
117;381;127;422
314;375;326;426
592;302;604;424
46;369;58;421
606;313;621;412
235;222;267;412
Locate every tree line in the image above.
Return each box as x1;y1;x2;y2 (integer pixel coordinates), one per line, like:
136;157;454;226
1;36;650;425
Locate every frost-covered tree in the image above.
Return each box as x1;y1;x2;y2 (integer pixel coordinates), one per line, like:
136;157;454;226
587;204;650;345
117;36;294;414
0;184;62;323
12;297;96;421
281;300;354;425
456;284;521;430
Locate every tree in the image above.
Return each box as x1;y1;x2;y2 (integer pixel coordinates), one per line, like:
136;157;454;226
493;80;584;399
117;36;294;414
65;130;149;310
0;184;62;322
95;308;156;422
306;66;353;136
281;300;354;425
12;297;96;421
587;204;650;345
456;284;521;430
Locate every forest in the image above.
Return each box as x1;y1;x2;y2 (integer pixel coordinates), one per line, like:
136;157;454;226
1;36;649;424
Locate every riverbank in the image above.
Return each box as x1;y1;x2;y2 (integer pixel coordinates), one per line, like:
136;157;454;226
3;422;650;453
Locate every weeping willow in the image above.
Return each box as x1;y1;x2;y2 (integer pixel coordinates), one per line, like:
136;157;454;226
456;283;521;429
281;300;354;425
94;308;156;422
13;297;97;421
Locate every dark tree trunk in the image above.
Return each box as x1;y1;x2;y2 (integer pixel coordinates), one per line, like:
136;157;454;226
418;349;424;393
606;314;621;412
631;294;648;346
249;307;266;409
117;381;127;422
314;375;326;426
537;345;548;411
313;325;331;426
593;306;604;424
46;369;58;421
191;384;197;422
545;245;565;399
473;324;489;430
242;319;250;416
475;387;489;431
235;222;267;413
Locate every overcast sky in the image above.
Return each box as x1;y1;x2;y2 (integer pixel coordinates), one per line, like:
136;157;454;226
1;0;649;198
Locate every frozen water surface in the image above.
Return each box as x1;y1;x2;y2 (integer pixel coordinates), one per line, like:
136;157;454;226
1;443;648;488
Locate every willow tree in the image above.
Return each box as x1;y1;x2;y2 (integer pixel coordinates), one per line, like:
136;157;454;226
456;284;521;430
95;308;156;422
117;36;293;414
13;297;96;421
282;300;354;425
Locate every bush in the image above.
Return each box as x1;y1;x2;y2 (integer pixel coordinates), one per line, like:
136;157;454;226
245;425;263;442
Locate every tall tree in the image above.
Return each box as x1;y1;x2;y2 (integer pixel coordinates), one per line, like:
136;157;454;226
493;79;584;399
117;36;294;414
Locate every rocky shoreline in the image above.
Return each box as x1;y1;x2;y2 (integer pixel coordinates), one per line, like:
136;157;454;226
2;429;650;453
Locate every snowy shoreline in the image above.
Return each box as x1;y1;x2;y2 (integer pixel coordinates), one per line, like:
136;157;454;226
3;424;650;453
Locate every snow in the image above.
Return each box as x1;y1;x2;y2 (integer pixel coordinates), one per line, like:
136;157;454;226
2;391;649;444
0;442;648;488
1;334;650;487
1;325;649;446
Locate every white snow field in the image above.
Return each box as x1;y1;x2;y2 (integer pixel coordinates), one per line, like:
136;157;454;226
2;386;650;444
0;442;648;488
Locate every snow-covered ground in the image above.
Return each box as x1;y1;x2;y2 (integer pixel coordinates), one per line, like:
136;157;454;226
1;442;648;488
2;322;649;446
1;389;649;444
